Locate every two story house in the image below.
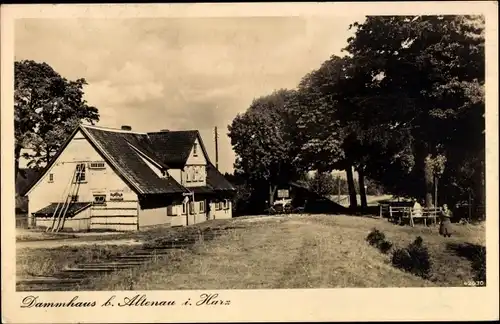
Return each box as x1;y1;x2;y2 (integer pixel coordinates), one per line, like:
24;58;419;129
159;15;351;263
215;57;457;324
21;124;235;232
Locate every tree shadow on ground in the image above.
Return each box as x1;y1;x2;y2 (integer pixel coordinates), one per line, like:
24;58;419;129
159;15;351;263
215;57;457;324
446;242;486;283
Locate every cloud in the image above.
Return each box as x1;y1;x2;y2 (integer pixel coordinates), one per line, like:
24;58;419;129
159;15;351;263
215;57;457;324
15;16;364;173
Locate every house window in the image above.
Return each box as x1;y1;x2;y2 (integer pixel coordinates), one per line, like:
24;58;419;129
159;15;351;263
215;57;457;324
215;201;222;211
185;168;191;183
224;199;229;210
194;167;199;182
198;166;205;182
199;201;205;213
182;202;187;214
70;195;78;202
88;161;105;169
193;143;198;156
162;170;169;178
167;205;175;216
75;163;86;183
93;194;106;205
48;173;54;183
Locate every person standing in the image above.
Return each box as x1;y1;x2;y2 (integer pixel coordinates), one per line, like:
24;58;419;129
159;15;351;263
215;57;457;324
206;200;211;220
439;204;453;237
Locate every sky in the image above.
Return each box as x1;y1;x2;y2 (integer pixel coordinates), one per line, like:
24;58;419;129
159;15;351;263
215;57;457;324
15;16;365;173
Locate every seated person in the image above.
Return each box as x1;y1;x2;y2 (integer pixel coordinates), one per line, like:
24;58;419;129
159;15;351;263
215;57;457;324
412;199;423;217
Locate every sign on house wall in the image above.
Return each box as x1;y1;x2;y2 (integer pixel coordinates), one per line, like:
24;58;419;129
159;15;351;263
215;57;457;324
277;189;289;198
109;190;124;201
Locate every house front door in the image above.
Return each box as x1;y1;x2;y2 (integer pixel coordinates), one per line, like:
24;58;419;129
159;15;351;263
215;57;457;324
206;200;211;221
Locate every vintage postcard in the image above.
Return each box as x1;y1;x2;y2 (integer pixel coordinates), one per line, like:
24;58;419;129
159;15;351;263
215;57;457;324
1;2;498;323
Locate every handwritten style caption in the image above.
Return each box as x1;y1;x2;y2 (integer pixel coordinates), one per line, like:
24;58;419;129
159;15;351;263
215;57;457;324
21;293;230;308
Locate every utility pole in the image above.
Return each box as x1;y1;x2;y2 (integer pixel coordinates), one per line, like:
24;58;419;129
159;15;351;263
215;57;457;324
214;126;219;170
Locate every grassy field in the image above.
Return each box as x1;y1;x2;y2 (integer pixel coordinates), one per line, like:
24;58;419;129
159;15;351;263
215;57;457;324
17;214;485;289
16;245;140;279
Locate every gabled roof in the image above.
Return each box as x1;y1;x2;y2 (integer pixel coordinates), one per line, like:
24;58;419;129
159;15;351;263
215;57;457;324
206;162;235;191
81;126;189;195
23;124;234;196
146;130;198;168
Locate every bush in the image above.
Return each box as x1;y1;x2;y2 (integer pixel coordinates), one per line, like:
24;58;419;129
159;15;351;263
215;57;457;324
392;236;432;279
379;240;393;254
366;228;393;254
472;246;486;283
366;228;385;247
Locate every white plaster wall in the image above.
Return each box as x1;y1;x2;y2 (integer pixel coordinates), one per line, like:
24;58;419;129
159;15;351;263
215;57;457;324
194;213;207;224
169;215;187;227
138;206;171;228
27;130;138;226
210;201;232;219
167;169;182;184
185;137;207;165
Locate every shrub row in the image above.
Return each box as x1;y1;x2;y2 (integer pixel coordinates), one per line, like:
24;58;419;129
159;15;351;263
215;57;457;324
366;229;432;279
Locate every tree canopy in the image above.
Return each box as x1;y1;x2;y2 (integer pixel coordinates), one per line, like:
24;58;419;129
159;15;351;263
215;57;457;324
15;60;99;176
228;89;303;206
228;15;485;216
341;15;485;206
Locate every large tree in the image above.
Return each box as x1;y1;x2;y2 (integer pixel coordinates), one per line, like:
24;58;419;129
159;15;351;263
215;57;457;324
290;56;358;207
291;55;412;209
228;89;303;207
342;15;485;207
14;60;99;177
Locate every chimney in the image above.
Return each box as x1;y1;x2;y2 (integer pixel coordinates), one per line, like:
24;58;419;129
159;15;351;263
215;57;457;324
121;125;132;131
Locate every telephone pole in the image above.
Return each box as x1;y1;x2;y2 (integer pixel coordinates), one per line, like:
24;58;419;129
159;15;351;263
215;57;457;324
214;126;219;170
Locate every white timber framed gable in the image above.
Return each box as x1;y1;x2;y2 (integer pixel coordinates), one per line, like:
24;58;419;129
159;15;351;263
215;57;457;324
182;135;208;187
26;127;139;232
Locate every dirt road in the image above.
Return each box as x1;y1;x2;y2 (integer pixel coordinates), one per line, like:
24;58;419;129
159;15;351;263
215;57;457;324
16;238;143;250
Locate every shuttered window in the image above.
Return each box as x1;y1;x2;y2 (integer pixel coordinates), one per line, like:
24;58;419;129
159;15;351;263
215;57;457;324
93;194;106;205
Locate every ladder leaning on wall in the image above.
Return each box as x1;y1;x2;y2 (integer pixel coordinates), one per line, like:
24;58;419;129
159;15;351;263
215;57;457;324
46;165;81;233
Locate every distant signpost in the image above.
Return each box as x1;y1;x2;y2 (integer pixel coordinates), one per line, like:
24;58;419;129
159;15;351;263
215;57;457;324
277;189;289;199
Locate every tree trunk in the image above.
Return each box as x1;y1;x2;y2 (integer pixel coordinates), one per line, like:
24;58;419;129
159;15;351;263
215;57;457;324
424;154;434;207
269;184;277;207
346;165;357;210
358;166;368;209
14;144;22;182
